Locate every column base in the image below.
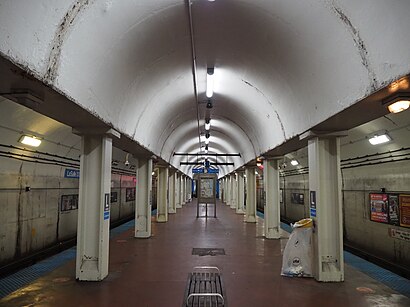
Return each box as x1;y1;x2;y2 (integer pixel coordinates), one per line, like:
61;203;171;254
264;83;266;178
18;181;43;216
230;204;236;209
135;231;151;238
245;215;257;223
168;208;176;214
157;215;168;222
236;209;245;214
265;227;281;239
315;270;344;282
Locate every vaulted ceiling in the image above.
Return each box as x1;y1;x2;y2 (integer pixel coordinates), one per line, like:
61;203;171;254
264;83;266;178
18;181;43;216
1;0;410;176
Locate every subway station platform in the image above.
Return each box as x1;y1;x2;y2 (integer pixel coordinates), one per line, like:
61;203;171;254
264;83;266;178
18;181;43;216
1;200;409;307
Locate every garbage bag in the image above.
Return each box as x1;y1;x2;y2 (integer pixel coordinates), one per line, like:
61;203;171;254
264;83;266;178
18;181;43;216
281;218;313;278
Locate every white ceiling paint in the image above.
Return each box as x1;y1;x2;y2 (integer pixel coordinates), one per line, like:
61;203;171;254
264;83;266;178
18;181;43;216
1;0;410;176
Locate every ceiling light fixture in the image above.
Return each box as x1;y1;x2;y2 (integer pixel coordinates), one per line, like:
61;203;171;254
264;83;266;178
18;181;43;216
19;135;42;147
290;159;299;166
205;119;211;130
369;134;391;145
205;139;209;145
383;93;410;114
206;67;214;98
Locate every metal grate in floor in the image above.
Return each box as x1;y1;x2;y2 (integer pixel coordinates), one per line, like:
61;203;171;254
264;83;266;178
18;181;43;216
192;248;226;256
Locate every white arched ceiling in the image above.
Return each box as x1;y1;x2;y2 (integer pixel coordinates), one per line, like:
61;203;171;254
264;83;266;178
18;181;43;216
1;0;410;173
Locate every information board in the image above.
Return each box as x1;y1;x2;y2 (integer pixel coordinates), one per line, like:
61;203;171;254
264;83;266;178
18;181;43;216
399;194;410;228
197;174;217;218
370;193;388;223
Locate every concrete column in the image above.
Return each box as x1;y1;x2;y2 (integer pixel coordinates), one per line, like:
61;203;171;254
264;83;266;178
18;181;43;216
230;173;237;209
176;173;182;209
236;171;245;214
264;158;281;239
168;170;176;214
245;168;257;223
186;177;191;202
218;180;222;200
181;175;186;205
221;178;225;202
157;167;168;222
308;136;344;282
76;134;113;281
135;158;153;238
226;176;231;206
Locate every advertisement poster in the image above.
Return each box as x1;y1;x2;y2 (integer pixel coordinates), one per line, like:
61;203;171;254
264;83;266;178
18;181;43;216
61;194;79;212
399;194;410;228
126;187;136;202
370;193;388;223
388;194;399;225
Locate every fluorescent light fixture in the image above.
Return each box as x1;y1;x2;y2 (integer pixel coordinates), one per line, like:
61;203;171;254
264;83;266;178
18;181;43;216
152;171;155;176
256;162;262;167
388;100;410;113
205;149;208;154
205;119;211;130
290;159;299;166
19;135;41;147
205;139;209;145
206;68;214;98
255;171;258;175
369;134;391;145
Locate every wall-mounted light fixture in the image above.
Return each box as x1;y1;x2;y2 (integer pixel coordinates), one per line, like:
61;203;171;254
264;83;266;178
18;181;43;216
369;133;391;145
383;93;410;114
205;119;211;130
206;67;214;98
290;159;299;166
18;135;42;147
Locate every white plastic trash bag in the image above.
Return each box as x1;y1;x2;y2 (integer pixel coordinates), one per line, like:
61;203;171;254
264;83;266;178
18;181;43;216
281;218;313;278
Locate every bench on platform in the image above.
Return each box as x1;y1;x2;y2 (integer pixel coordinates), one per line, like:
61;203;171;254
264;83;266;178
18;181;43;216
183;266;227;307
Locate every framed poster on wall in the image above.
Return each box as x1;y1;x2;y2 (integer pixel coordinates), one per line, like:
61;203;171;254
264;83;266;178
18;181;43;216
399;194;410;228
388;194;400;226
370;193;388;223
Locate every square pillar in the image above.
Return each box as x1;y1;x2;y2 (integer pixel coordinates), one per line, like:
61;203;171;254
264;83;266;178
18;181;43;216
168;170;176;214
182;175;186;205
176;173;182;209
308;136;344;282
135;158;153;238
226;176;231;206
157;166;169;222
245;168;257;222
76;133;114;281
230;173;237;209
263;158;281;239
236;171;245;214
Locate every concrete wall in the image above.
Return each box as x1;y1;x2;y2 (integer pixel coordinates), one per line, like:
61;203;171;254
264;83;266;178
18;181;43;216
279;160;410;269
0;159;136;266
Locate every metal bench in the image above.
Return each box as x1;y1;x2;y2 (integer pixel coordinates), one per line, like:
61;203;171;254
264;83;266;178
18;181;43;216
183;266;227;307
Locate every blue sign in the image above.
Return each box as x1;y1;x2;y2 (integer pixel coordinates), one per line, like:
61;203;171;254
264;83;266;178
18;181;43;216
104;211;110;220
207;168;219;174
310;208;317;217
64;168;80;179
192;168;204;174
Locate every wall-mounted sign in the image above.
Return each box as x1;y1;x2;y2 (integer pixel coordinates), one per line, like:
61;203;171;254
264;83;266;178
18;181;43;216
370;193;388;223
310;191;316;217
389;228;410;242
110;191;118;203
399;194;410;228
192;168;204;174
61;194;78;212
126;187;136;202
64;168;80;179
291;193;304;205
207;168;219;174
388;194;400;226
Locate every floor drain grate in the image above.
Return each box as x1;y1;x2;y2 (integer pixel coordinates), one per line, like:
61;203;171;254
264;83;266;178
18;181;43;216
192;248;225;256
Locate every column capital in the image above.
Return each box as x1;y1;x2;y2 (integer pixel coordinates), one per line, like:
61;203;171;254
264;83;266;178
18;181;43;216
73;127;121;139
299;130;347;141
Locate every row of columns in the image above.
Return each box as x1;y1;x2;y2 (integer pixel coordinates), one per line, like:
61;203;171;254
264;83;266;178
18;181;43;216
220;134;344;282
75;130;192;281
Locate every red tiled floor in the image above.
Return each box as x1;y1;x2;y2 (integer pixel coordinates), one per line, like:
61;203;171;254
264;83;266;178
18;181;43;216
1;200;409;307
